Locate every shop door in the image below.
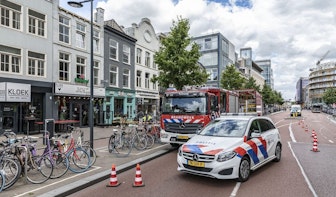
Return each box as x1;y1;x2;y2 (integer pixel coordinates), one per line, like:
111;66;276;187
1;103;18;134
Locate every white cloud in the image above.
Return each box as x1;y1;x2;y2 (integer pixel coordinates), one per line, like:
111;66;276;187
60;0;336;100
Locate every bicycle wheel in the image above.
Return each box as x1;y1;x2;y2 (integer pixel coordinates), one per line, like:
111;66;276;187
0;171;4;192
1;157;21;190
111;134;132;157
26;155;53;184
145;133;155;149
82;142;97;167
45;151;69;179
67;147;90;173
132;134;147;151
108;135;116;153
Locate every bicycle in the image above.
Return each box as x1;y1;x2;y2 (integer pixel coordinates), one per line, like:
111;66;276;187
0;132;22;190
39;131;69;179
0;169;4;192
53;126;91;173
14;135;53;184
108;124;147;157
70;126;97;167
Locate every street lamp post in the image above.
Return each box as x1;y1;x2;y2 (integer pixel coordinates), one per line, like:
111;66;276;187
68;0;94;150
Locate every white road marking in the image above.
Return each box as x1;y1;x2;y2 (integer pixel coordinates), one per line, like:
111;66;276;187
230;182;241;197
288;142;318;197
329;140;334;143
289;122;296;142
14;166;101;197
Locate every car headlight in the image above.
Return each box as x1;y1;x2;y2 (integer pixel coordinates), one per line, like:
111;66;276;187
217;151;237;162
178;146;182;156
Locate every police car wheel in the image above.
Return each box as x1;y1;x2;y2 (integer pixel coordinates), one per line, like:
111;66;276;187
238;156;250;182
273;143;282;162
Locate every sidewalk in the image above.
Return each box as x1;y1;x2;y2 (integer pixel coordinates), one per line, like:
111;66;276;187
1;126;174;197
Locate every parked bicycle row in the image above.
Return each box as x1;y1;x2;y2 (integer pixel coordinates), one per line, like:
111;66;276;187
108;122;162;157
0;125;97;192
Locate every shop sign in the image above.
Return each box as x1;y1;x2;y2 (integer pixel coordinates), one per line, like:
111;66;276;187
0;82;31;102
55;83;105;97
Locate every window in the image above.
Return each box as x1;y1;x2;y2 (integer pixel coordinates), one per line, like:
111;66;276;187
145;73;150;89
0;0;21;30
109;39;118;60
136;70;142;87
122;44;130;64
28;51;45;77
109;65;117;86
93;61;99;85
76;56;85;79
136;48;142;64
207;68;218;81
145;52;150;67
258;119;275;132
221;39;229;54
123;69;130;88
204;37;217;50
93;30;99;53
76;23;85;48
152;74;157;90
59;15;70;44
28;9;45;37
0;45;21;74
59;52;70;81
199;52;218;66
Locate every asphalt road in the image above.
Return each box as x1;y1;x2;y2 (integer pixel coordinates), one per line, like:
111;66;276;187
2;110;335;197
65;110;336;197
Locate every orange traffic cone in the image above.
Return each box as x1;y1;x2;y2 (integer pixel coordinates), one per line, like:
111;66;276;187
311;129;316;137
133;164;145;187
313;135;318;143
305;125;308;132
311;141;320;152
106;164;121;187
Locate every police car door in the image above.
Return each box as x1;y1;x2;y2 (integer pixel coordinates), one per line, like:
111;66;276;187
258;118;277;160
248;120;267;164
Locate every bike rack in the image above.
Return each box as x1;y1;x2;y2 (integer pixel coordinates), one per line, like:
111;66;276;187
18;145;28;184
42;119;55;145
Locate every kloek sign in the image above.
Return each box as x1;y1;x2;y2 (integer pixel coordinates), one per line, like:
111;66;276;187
0;82;31;102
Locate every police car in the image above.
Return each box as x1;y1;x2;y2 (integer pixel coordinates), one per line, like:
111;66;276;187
177;114;281;182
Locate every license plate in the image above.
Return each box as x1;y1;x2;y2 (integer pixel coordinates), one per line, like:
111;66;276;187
177;135;189;140
188;160;205;168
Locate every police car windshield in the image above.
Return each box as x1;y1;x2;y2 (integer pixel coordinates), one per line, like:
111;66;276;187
199;119;248;137
162;97;206;114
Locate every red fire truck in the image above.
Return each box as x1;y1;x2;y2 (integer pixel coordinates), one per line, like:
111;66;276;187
160;86;239;147
237;89;263;116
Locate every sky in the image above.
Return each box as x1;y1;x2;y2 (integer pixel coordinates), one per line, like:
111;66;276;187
60;0;336;101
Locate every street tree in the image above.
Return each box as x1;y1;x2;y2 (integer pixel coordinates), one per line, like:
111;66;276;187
152;16;208;90
261;83;273;105
244;77;261;92
220;64;246;90
323;87;336;105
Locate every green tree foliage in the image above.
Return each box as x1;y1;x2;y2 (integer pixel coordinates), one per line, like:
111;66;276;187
261;83;273;105
152;16;208;90
244;77;261;92
220;64;246;90
261;83;284;106
323;87;336;105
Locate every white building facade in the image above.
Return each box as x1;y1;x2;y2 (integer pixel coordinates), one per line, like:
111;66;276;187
124;18;160;118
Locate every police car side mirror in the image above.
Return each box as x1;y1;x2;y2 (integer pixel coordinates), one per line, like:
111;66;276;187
250;130;261;138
